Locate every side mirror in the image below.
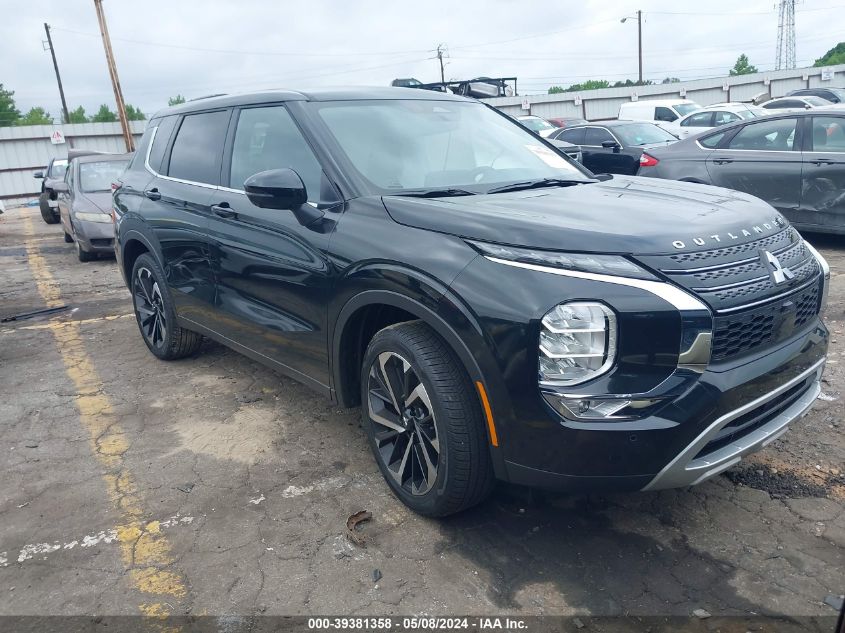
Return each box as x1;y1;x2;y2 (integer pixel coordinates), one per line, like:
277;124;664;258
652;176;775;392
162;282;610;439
805;104;813;110
602;140;621;152
52;182;69;193
34;171;44;179
244;168;307;210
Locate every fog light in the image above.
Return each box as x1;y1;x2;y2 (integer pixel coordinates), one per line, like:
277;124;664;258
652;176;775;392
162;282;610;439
545;395;662;421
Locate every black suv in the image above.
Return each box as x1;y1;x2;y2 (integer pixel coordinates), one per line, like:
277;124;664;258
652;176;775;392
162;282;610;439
114;88;830;516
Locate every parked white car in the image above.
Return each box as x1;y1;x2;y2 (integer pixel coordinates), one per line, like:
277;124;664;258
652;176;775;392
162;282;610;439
516;115;558;137
617;99;701;133
665;102;767;139
759;95;832;112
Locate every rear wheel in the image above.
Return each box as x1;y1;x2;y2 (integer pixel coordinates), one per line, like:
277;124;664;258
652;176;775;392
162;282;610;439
39;193;59;224
131;253;203;360
360;321;494;516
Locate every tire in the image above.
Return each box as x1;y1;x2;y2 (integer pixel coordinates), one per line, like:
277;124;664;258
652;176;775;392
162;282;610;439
64;232;73;243
39;193;59;224
76;239;95;262
131;253;203;360
360;321;494;517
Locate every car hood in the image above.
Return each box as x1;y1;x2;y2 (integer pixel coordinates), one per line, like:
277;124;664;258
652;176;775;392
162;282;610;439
77;191;112;214
381;176;786;256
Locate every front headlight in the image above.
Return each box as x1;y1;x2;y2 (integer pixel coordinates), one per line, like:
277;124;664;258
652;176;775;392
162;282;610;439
74;211;112;224
804;241;830;315
468;241;657;280
539;302;616;386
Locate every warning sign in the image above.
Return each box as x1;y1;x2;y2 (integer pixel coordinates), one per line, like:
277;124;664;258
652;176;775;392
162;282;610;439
50;130;65;145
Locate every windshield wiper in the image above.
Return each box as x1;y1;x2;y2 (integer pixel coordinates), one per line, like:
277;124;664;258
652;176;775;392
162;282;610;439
391;188;477;198
486;178;593;195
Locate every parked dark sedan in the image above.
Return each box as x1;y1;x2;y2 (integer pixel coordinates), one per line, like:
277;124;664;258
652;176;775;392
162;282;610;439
550;121;677;175
637;110;845;234
55;153;131;261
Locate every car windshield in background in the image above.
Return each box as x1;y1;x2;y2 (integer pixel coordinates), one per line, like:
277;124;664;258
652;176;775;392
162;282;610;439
50;161;68;179
312;100;589;194
520;117;555;132
674;104;700;116
806;96;833;106
738;109;762;119
79;160;129;193
614;123;678;146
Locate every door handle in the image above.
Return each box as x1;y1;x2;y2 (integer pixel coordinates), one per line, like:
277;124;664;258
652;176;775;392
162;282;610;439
811;158;835;166
143;188;161;201
712;157;734;165
212;204;237;219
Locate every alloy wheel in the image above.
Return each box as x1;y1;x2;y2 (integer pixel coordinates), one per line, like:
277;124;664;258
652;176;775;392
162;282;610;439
367;351;440;495
133;267;167;348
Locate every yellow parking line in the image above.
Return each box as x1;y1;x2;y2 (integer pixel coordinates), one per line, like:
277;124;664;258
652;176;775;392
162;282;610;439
21;214;187;616
0;313;134;333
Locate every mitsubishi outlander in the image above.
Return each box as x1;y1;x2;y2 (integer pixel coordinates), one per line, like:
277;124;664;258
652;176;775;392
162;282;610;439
114;88;830;516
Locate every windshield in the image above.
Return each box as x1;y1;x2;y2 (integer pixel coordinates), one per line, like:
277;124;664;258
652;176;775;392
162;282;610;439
806;96;832;106
519;117;555;132
79;160;129;193
674;103;700;116
613;123;677;146
737;108;763;119
311;100;588;194
49;160;68;179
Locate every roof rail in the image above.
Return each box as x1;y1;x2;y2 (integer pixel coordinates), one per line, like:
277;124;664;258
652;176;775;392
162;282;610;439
188;93;228;102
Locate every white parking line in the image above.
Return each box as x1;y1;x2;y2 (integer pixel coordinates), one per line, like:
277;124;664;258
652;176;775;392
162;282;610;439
2;515;194;568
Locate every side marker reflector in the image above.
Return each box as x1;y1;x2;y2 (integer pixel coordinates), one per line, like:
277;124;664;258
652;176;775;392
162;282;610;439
475;381;499;447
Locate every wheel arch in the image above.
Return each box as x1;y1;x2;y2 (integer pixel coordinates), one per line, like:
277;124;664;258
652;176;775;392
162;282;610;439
120;229;160;287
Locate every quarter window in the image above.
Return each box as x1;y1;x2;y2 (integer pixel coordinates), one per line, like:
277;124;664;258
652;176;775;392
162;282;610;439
810;116;845;152
148;116;178;173
229;106;323;200
727;118;797;151
699;132;727;148
168;110;230;184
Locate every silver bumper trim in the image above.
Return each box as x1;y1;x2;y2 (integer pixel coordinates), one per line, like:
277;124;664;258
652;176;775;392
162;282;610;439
642;357;825;491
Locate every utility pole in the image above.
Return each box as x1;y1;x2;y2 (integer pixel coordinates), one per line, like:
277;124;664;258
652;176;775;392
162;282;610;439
637;10;643;84
436;44;447;84
43;23;70;125
621;11;643;84
92;0;134;151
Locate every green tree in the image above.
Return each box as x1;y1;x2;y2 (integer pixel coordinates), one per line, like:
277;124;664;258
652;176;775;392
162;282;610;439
68;106;88;123
0;83;21;127
662;77;681;84
814;42;845;66
91;104;117;123
17;107;53;126
124;104;145;121
167;94;186;106
729;54;758;76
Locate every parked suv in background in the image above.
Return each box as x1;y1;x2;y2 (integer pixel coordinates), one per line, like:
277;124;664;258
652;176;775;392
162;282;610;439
787;87;845;104
114;88;829;516
34;157;68;224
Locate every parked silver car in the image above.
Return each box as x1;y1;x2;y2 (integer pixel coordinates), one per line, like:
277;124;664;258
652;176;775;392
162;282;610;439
55;153;131;261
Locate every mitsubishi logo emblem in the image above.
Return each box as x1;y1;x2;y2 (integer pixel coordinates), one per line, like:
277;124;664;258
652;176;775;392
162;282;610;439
759;249;795;285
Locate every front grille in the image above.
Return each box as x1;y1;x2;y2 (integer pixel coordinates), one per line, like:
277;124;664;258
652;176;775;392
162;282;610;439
636;228;822;362
693;375;813;459
710;282;819;360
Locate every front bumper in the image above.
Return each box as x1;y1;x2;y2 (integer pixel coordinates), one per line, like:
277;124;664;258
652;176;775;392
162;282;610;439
75;219;115;253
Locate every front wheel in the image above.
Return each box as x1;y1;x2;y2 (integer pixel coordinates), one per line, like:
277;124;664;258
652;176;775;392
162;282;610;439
76;239;95;262
360;321;494;517
131;253;203;360
39;193;59;224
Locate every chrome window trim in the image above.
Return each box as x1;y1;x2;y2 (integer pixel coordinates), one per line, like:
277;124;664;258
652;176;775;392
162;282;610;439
485;256;708;312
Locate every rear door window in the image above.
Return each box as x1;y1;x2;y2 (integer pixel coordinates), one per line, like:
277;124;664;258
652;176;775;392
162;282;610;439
682;112;714;127
713;111;740;125
810;116;845;152
557;128;586;145
584;127;615;146
727;118;797;151
168;110;230;184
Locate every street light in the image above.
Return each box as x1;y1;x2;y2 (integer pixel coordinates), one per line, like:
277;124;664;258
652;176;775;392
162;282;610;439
621;10;643;84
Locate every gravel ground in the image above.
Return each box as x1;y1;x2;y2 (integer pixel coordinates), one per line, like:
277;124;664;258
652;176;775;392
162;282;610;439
0;206;843;622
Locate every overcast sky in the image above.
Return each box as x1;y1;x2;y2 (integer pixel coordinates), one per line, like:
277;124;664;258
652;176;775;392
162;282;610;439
2;0;844;120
